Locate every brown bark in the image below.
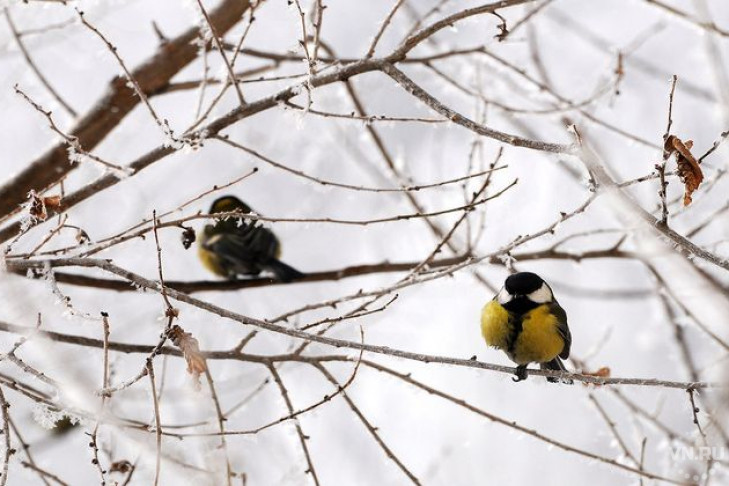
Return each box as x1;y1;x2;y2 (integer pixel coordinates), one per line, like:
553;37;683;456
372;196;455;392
12;255;471;292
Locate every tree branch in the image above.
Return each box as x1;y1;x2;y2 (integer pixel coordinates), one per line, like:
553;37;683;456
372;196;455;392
0;0;252;220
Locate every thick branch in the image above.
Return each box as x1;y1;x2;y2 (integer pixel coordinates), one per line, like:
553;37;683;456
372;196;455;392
0;318;714;392
19;256;470;292
382;63;574;153
11;248;643;293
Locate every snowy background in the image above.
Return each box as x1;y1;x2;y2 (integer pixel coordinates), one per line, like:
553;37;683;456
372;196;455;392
1;0;729;484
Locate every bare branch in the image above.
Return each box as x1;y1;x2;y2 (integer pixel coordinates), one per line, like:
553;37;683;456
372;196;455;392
147;359;162;486
0;0;251;220
4;8;77;117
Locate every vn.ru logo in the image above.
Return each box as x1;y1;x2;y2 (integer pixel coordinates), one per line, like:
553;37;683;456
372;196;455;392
670;446;728;460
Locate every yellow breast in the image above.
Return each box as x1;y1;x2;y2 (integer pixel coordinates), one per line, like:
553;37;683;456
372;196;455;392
512;305;564;365
480;300;510;350
197;231;229;277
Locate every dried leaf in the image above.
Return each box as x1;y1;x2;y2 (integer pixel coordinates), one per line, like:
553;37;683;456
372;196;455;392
109;460;133;473
180;226;196;249
27;193;63;221
169;325;207;385
579;366;611;387
584;366;611;378
28;192;46;221
43;195;62;209
664;135;704;206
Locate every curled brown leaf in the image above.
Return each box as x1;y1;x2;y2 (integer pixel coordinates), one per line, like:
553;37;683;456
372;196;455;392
27;192;46;221
169;325;207;385
42;195;62;209
109;460;133;473
27;192;63;221
664;135;703;206
579;366;611;387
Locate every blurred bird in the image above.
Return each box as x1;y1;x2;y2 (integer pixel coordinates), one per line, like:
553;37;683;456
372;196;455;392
197;196;304;282
480;272;572;383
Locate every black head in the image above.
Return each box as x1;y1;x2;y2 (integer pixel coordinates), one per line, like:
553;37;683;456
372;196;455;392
504;272;544;296
497;272;553;314
209;196;253;215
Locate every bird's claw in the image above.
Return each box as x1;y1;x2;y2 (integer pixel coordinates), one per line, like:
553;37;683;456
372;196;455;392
512;365;528;382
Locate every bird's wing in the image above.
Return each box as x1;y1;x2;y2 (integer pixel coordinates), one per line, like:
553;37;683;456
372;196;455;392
203;226;278;275
550;301;572;359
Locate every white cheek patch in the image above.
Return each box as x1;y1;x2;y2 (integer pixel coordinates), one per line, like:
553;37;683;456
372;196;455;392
497;287;511;304
528;283;553;304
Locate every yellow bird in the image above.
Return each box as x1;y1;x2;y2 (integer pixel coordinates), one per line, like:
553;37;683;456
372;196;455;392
197;196;304;282
481;272;572;383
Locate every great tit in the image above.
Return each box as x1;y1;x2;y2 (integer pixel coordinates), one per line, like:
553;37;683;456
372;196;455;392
197;196;304;282
480;272;572;383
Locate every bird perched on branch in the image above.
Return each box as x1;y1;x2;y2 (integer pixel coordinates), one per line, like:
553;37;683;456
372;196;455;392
197;196;304;282
481;272;572;383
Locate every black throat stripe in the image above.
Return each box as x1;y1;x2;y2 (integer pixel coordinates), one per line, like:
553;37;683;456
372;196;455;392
503;298;541;355
506;313;523;355
503;297;540;314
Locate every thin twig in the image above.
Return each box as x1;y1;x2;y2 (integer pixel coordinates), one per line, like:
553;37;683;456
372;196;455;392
195;0;245;105
643;0;729;37
76;9;179;143
152;211;175;313
687;388;708;442
382;63;574;154
89;312;111;486
14;86;129;173
658;75;678;226
316;363;421;485
366;0;407;58
204;368;232;486
267;364;320;486
214;136;502;193
362;360;688;485
10;417;52;486
147;360;162;486
5;9;77;117
19;462;68;486
311;0;325;68
588;393;640;466
0;386;10;486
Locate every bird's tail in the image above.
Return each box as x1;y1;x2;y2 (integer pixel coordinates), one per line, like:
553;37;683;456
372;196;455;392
540;357;573;384
266;258;305;282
